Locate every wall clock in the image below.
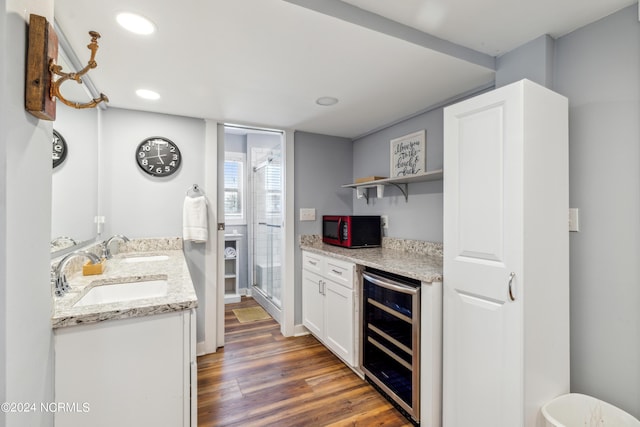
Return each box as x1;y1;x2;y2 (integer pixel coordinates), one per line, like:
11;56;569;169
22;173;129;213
135;136;182;177
52;129;68;168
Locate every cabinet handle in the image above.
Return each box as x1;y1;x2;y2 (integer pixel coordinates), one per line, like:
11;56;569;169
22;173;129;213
309;260;317;265
318;279;326;295
331;269;342;275
508;272;516;301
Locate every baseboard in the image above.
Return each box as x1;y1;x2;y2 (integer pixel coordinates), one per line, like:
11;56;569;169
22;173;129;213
293;323;309;337
196;341;214;356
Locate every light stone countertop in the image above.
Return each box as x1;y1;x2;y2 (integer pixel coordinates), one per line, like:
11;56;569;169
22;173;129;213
300;236;443;283
52;239;197;329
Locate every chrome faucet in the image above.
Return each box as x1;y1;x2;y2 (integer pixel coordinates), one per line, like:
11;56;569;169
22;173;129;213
53;250;101;297
101;234;130;259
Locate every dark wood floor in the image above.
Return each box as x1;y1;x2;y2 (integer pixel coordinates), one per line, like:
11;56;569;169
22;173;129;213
197;297;411;427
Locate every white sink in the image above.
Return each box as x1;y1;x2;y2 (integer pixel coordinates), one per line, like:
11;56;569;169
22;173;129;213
74;279;168;307
122;255;169;263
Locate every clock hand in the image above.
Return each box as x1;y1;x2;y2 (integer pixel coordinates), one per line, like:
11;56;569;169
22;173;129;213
156;145;165;164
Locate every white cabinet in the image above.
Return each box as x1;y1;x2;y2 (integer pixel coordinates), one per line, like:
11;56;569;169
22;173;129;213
443;79;569;427
54;310;196;427
302;251;357;366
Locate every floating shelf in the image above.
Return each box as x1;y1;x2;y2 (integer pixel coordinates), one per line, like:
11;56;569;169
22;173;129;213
342;169;443;203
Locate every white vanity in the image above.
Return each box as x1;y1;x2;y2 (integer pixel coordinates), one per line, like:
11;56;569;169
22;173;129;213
51;238;198;427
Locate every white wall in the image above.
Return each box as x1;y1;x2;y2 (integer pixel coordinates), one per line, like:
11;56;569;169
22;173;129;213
2;2;55;426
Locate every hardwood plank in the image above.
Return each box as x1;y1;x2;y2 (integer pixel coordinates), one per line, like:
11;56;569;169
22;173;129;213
198;297;411;426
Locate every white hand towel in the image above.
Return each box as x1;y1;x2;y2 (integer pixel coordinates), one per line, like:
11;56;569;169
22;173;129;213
183;195;208;243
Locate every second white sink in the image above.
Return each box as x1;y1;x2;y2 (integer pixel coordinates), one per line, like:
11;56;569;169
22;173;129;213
74;279;168;307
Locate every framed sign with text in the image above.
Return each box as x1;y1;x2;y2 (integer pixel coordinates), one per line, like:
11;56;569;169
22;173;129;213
390;130;426;177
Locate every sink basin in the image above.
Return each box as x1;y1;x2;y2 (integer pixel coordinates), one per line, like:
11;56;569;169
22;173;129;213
74;279;168;307
122;255;169;263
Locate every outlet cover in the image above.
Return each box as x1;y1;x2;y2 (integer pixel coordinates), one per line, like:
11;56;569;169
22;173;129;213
381;215;389;229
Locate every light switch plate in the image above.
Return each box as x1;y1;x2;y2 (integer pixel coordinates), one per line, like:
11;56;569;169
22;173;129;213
300;208;316;221
569;208;580;232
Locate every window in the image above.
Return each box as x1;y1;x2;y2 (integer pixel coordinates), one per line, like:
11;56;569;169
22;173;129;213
224;152;246;225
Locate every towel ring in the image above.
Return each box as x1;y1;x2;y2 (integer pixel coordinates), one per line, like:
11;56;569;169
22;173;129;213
186;184;205;197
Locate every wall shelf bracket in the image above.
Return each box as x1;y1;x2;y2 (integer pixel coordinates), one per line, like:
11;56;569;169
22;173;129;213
387;182;408;202
342;169;443;204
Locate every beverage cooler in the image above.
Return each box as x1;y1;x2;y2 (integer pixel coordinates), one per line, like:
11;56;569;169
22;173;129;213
361;268;421;423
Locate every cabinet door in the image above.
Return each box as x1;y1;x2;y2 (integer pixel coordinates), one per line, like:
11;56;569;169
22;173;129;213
443;84;524;427
302;269;324;337
324;280;354;365
54;312;188;427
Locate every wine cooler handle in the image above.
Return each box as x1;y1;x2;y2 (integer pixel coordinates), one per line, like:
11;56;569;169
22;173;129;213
508;272;516;301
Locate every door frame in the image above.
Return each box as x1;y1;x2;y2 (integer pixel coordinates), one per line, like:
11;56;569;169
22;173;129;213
203;121;294;353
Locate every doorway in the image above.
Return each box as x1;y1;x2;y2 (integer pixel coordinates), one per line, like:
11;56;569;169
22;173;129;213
223;125;284;324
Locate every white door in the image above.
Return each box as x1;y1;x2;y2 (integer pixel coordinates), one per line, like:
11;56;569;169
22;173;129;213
324;280;353;365
302;270;324;338
443;85;524;427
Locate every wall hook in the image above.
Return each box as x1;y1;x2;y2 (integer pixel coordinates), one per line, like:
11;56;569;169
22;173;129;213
49;30;109;109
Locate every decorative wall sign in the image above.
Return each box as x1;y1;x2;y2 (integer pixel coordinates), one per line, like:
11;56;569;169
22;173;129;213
390;130;426;177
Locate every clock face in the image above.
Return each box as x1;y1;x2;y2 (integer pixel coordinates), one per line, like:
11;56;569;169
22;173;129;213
135;137;182;177
52;129;68;168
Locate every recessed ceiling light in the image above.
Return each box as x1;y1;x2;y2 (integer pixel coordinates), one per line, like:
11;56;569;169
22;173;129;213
316;96;339;106
116;12;156;35
136;89;160;100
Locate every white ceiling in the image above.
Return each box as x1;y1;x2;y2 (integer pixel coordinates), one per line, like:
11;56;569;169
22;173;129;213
53;0;635;139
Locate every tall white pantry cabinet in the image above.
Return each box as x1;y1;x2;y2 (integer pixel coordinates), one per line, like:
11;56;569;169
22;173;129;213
443;79;570;427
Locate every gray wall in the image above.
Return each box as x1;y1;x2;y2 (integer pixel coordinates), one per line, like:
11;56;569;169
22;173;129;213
100;107;208;344
100;108;206;239
1;2;6;415
1;3;55;426
496;34;555;88
554;5;640;417
352;112;444;242
52;107;99;243
293;131;352;323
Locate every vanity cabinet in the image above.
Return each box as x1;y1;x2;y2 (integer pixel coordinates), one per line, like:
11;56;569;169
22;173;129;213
54;309;196;427
443;79;569;427
302;251;357;367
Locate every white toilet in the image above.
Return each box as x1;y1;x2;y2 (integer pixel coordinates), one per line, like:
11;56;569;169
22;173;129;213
542;393;640;427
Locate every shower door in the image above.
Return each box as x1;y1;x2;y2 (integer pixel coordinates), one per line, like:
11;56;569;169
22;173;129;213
252;148;282;309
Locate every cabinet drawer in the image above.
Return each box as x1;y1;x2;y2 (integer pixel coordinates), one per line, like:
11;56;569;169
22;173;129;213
302;252;323;274
325;257;354;289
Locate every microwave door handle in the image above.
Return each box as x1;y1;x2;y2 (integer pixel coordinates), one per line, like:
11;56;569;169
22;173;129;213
337;218;343;243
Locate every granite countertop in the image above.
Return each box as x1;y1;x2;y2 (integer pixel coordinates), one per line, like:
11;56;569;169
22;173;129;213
52;239;197;329
300;236;443;283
